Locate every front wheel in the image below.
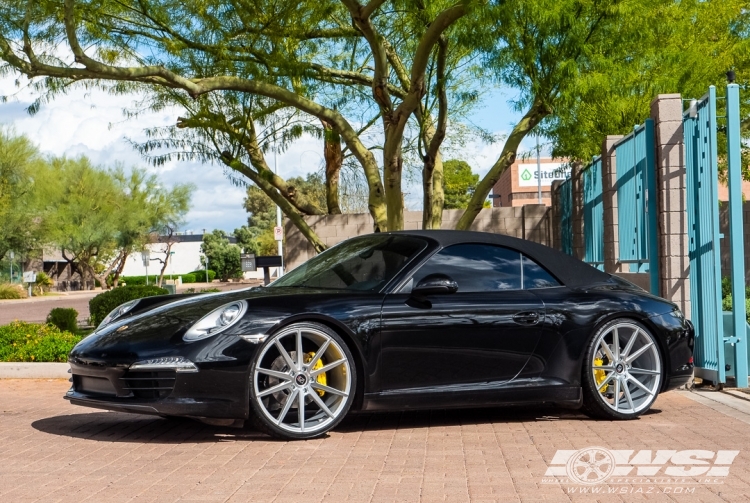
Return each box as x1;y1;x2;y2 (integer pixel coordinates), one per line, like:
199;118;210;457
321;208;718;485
581;319;662;420
248;322;356;440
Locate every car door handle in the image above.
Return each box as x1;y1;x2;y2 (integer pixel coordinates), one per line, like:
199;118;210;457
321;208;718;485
513;311;540;325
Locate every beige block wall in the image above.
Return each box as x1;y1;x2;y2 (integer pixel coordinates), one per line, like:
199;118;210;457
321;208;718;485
284;206;550;271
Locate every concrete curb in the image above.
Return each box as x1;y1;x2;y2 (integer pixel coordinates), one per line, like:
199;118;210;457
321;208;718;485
0;362;69;379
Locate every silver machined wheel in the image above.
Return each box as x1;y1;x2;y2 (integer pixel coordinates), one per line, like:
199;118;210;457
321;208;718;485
590;322;661;414
253;325;352;435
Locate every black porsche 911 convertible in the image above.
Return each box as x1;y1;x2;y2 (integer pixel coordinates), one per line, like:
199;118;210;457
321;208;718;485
66;230;694;440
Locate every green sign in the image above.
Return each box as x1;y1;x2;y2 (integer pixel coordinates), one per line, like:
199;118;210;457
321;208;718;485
521;169;532;181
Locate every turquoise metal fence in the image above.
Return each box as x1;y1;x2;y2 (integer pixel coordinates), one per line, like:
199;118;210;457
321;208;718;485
684;84;748;388
582;157;604;270
559;177;573;255
684;87;725;383
613;120;659;294
724;84;748;387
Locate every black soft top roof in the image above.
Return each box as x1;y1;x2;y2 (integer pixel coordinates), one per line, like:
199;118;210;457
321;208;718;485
387;229;612;289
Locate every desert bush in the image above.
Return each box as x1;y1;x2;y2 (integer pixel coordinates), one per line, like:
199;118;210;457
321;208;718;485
33;272;53;296
0;283;27;299
89;285;168;326
191;270;217;282
46;307;78;332
0;321;82;362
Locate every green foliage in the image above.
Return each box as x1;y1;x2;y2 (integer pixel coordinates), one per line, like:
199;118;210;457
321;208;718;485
720;277;750;319
46;308;78;332
721;294;750;321
443;160;480;209
89;285;168;326
0;321;82;362
543;0;750;162
191;270;217;282
201;231;242;282
33;271;53;296
0;283;26;299
118;273;197;285
0;128;47;261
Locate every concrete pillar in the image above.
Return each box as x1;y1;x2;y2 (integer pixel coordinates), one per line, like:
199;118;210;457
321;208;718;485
570;162;585;260
650;93;690;318
550;180;563;251
602;135;624;274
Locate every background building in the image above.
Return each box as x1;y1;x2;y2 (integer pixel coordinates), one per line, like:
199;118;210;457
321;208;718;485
491;157;570;207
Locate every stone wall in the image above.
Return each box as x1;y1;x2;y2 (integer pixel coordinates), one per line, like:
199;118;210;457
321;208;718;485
284;205;551;271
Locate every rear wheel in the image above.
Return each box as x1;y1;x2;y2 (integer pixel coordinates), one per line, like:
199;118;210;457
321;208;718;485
581;319;662;420
248;322;356;440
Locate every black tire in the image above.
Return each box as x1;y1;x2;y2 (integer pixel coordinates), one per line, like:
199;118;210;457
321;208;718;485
581;318;662;420
248;322;357;440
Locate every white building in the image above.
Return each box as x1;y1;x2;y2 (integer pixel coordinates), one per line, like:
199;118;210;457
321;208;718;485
121;233;267;280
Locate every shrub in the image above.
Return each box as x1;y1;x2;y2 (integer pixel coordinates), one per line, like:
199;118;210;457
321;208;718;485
89;285;169;326
46;308;79;332
192;270;217;282
181;273;197;284
118;273;198;286
721;293;750;321
0;321;82;362
0;283;27;299
33;272;53;296
117;275;159;286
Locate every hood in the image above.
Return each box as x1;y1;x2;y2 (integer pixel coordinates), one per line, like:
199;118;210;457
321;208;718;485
69;286;341;362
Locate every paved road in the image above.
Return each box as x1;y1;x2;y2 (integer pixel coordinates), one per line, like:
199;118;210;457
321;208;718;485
1;380;750;502
0;283;256;326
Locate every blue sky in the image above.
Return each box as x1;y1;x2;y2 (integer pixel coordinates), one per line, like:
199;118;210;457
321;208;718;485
0;77;531;233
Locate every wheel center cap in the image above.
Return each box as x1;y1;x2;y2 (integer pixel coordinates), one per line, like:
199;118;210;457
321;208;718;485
295;374;308;386
615;363;625;374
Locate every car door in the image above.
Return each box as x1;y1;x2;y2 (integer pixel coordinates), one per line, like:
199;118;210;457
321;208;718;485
378;243;546;392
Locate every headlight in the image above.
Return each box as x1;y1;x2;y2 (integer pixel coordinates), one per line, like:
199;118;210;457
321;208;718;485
183;300;247;342
97;299;140;330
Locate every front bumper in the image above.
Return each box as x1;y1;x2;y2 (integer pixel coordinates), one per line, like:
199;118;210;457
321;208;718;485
66;357;251;419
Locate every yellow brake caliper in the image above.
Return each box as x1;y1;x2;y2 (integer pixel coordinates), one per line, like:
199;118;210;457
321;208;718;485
305;352;326;396
594;357;608;393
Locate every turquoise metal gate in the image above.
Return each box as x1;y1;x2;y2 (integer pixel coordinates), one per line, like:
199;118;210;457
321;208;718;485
612;120;659;294
560;177;573;256
582;157;604;270
684;84;748;387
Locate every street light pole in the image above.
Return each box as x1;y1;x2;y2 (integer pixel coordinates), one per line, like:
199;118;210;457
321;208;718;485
274;135;284;277
536;134;542;204
9;251;13;284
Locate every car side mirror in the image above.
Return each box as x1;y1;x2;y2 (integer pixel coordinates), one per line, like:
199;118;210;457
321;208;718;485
412;273;458;296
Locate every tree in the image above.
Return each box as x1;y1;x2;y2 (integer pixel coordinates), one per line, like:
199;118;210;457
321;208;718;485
442;160;479;209
542;0;750;163
0;0;478;236
0;0;746;244
36;159;194;290
200;230;242;281
36;157;122;289
0;129;46;261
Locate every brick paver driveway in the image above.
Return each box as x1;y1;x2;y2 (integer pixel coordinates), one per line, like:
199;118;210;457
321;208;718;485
2;379;750;503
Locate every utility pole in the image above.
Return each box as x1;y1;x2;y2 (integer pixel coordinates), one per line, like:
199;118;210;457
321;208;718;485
536;134;542;204
274;134;284;277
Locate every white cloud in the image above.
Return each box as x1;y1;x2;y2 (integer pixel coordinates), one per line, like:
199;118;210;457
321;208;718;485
1;74;526;226
0;81;252;233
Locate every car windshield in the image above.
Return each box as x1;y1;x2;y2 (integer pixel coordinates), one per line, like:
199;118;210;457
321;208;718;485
270;234;427;291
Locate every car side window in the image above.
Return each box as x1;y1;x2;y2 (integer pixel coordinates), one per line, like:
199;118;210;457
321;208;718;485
407;243;523;293
522;254;561;289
